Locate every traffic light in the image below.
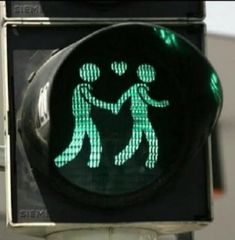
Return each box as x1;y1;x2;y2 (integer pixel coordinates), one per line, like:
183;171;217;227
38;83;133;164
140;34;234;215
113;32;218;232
3;1;222;237
19;23;222;208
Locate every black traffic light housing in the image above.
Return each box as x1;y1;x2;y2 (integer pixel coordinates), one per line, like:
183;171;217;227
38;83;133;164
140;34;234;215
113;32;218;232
6;1;204;19
7;22;221;224
3;1;222;237
18;22;221;208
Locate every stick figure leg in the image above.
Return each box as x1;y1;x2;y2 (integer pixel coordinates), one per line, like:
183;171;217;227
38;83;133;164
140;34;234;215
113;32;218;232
144;122;158;169
54;122;85;167
86;120;102;168
115;125;142;166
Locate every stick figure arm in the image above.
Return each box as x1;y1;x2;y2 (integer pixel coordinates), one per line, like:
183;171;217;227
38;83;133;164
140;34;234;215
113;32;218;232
115;89;132;113
138;86;170;108
80;86;115;111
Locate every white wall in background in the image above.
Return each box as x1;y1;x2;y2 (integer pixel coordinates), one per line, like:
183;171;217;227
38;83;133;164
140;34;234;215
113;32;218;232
206;1;235;37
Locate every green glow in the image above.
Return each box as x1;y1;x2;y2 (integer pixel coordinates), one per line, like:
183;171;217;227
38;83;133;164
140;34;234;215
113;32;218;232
54;63;115;168
114;64;169;169
111;61;128;76
154;27;178;47
210;72;222;103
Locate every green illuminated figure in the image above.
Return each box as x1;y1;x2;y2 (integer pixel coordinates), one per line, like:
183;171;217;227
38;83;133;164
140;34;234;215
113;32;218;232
114;64;170;169
54;63;115;168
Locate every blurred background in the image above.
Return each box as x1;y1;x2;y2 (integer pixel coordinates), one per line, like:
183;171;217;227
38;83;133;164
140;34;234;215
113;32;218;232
0;1;235;240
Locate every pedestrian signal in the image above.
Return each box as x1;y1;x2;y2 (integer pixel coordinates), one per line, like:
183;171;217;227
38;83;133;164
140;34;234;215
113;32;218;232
19;23;222;207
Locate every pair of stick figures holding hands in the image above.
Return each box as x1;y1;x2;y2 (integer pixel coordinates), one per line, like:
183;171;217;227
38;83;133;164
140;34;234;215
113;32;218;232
54;63;169;169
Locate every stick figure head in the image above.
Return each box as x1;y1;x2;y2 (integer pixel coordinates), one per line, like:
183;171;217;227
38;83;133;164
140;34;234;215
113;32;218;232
137;64;156;83
79;63;100;82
